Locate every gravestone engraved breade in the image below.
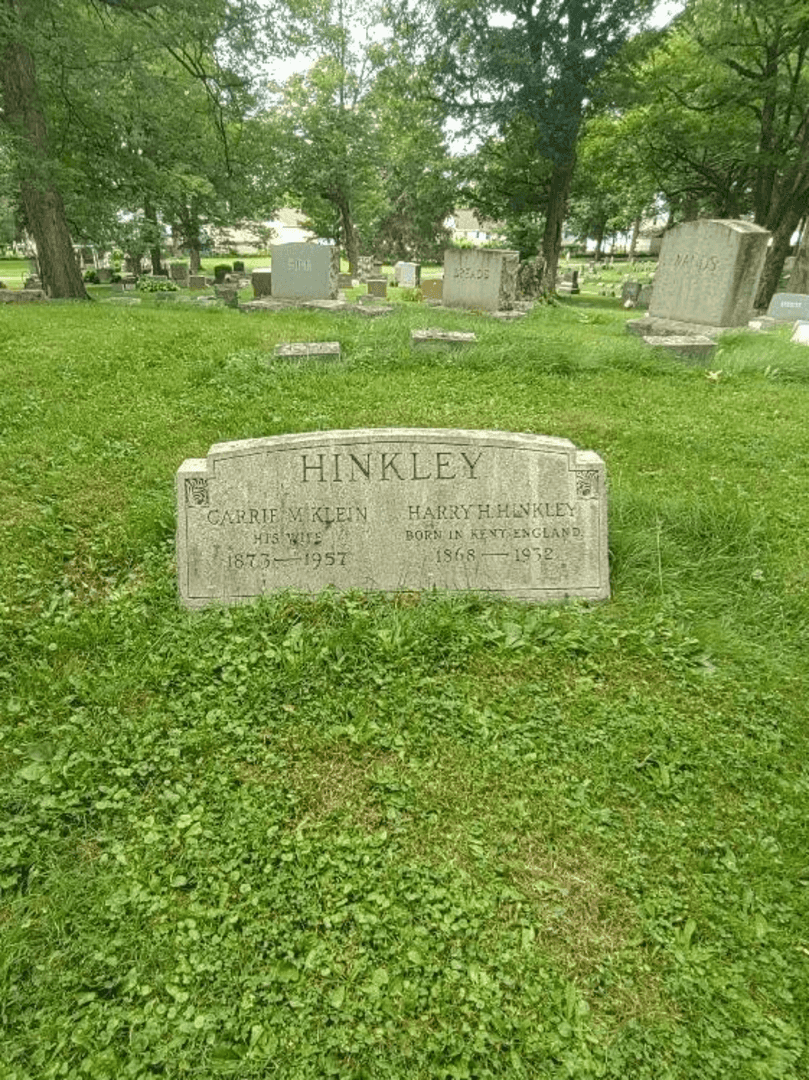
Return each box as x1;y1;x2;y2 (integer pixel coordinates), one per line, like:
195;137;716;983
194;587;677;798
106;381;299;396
271;243;339;300
443;249;519;311
177;428;609;607
649;219;769;327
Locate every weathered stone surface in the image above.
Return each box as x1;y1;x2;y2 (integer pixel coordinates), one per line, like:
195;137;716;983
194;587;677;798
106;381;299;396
395;262;420;288
170;262;189;283
621;281;641;303
271;243;339;300
189;275;207;290
411;329;477;348
489;310;527;321
638;284;653;309
643;335;716;358
443;249;520;311
176;428;610;607
251;268;272;298
367;278;387;298
790;321;809;346
649;219;769;327
421;279;443;301
626;316;719;339
273;342;341;360
338;273;354;289
0;289;47;303
748;317;776;332
767;293;809;322
357;256;375;279
101;296;141;305
214;285;239;307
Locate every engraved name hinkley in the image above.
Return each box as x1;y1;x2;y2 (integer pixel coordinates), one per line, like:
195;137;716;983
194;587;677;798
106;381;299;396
176;428;610;606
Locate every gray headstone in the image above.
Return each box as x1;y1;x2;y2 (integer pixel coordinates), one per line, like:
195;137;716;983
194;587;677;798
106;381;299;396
395;262;421;288
271;243;339;300
443;249;520;311
649;219;770;327
621;281;641;303
337;273;354;289
366;278;387;298
176;428;610;607
189;275;207;290
766;293;809;322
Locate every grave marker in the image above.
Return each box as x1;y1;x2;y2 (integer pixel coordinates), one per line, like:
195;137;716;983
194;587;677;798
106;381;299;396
271;243;339;300
443;249;519;311
767;293;809;322
421;279;443;301
648;219;769;327
251;268;272;298
177;428;609;607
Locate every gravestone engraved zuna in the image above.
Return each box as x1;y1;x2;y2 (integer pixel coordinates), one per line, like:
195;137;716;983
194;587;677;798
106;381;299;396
177;429;609;608
271;243;339;300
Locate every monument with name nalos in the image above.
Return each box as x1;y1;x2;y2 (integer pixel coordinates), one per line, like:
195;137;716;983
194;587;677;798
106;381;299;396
177;428;609;607
442;248;519;311
646;219;770;328
271;242;339;301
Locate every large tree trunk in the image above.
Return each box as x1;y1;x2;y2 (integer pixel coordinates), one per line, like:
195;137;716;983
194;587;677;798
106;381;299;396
541;157;575;292
144;198;163;275
335;191;359;275
755;201;806;310
0;7;88;299
788;216;809;294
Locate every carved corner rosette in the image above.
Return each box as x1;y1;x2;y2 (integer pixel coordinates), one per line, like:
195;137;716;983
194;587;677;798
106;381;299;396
575;469;600;499
184;477;210;507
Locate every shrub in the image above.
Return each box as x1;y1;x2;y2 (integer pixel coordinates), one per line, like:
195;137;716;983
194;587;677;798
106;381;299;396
232;260;245;272
136;277;179;293
83;269;99;284
214;263;232;282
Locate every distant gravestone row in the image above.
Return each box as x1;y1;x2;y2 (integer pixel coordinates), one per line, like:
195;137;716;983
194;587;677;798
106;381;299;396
177;428;609;608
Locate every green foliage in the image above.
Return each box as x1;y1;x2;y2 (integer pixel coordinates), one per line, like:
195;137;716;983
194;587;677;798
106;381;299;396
136;276;179;292
1;299;809;1077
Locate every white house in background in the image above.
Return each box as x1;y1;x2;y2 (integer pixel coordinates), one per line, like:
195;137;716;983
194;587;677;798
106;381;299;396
445;209;506;246
207;209;314;255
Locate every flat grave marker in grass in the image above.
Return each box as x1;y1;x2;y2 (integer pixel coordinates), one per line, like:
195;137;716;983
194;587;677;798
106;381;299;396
176;428;610;607
273;341;341;360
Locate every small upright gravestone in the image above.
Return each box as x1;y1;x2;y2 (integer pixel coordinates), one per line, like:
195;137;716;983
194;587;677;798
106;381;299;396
251;268;272;298
176;428;609;607
395;262;421;288
766;293;809;322
558;270;579;295
170;262;189;285
443;248;519;311
421;279;443;301
271;243;339;301
366;278;387;299
189;275;207;290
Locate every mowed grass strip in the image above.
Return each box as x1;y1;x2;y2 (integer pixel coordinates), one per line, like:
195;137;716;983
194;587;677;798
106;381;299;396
1;298;808;1079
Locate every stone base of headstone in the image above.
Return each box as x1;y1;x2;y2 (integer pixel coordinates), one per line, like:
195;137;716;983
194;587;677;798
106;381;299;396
790;321;809;345
273;342;341;361
411;329;477;348
748;317;776;332
627;316;725;340
0;289;47;303
643;335;716;359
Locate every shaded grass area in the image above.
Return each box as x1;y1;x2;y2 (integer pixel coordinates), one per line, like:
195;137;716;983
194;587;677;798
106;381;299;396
1;297;808;1078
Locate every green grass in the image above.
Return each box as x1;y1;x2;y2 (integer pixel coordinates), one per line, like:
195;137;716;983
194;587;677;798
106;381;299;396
1;296;808;1079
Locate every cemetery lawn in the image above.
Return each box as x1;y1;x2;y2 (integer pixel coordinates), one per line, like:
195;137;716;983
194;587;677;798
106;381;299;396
2;297;808;1080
